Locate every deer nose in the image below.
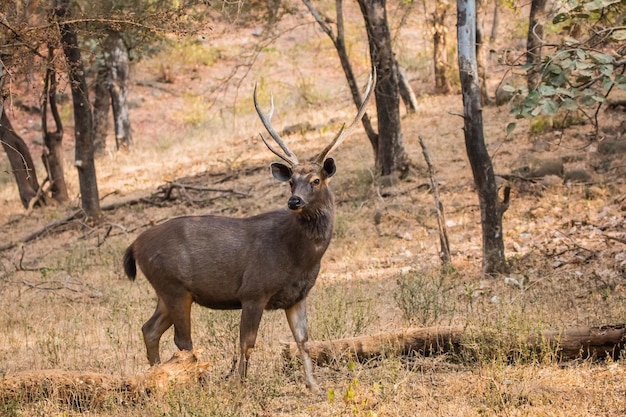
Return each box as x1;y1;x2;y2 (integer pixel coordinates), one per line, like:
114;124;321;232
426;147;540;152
288;196;305;211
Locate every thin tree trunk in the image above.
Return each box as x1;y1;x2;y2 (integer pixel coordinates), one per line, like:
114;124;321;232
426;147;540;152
0;111;40;208
397;62;418;113
526;0;548;89
93;30;132;154
0;63;41;209
106;31;132;150
302;0;378;155
457;0;507;274
476;0;492;105
489;1;499;44
92;53;110;155
357;0;409;176
42;45;68;203
55;0;101;221
432;0;452;94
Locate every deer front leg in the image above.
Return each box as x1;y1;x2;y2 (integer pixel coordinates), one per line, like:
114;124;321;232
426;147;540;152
238;303;264;380
285;298;319;392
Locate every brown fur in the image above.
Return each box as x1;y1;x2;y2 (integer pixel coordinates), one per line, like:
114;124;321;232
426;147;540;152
124;160;336;391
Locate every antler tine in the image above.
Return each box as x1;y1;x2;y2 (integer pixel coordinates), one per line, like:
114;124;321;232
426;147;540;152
315;67;377;164
253;83;299;166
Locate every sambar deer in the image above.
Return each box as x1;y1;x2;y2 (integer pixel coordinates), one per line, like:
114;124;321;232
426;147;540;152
123;72;375;391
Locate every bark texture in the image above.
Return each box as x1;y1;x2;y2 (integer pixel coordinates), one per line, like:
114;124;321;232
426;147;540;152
42;47;68;203
282;325;626;365
0;111;40;208
55;0;100;220
93;30;132;153
432;0;452;94
357;0;408;176
457;0;507;274
526;0;548;89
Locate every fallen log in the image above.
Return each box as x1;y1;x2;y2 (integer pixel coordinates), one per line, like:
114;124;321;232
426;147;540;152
282;325;626;365
0;350;209;408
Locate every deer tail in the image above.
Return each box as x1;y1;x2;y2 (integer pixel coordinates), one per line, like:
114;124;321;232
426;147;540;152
123;244;137;281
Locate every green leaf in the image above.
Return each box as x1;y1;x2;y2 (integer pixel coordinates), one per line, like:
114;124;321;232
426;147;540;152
556;87;574;97
602;76;614;90
591;52;613;65
526;90;540;103
541;99;559;115
548;63;563;74
539;85;556;96
553;12;570;24
592;95;605;103
506;122;516;136
561;98;579;110
599;64;614;77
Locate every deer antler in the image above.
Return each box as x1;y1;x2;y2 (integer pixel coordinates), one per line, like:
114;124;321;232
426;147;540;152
254;84;299;167
315;68;377;164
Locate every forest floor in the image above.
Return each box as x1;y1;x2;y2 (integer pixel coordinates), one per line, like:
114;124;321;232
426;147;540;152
1;3;626;416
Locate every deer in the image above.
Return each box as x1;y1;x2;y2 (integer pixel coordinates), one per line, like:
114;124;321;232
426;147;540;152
123;71;375;391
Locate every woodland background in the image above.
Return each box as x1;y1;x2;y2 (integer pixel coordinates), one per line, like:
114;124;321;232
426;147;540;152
0;0;625;415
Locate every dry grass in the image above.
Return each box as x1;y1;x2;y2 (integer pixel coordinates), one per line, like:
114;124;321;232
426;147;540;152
2;2;626;415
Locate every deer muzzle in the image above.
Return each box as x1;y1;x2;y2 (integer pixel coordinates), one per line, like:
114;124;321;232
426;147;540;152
288;196;305;211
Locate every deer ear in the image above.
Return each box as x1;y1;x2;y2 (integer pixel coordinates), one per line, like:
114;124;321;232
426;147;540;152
270;162;292;182
323;158;336;178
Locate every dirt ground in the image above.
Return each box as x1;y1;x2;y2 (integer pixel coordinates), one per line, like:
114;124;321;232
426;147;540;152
1;3;626;416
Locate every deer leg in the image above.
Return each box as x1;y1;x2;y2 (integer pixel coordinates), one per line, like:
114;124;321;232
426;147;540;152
142;297;173;365
238;302;264;380
169;292;194;353
285;298;318;392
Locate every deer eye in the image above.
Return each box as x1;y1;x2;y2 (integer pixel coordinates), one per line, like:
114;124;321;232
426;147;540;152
312;178;320;186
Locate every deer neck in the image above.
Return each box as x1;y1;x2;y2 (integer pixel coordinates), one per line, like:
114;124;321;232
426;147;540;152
296;193;335;243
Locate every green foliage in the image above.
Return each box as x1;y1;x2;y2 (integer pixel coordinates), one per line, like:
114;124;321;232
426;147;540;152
507;0;625;132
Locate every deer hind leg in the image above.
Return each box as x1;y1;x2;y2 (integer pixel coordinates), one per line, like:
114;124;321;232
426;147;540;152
285;298;319;392
142;297;173;365
167;292;194;353
237;302;264;380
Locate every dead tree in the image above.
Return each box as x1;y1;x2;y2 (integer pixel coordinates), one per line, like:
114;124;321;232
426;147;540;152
282;325;626;364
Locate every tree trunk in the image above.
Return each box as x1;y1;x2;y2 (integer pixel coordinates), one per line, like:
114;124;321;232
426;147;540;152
42;46;69;203
92;53;110;155
457;0;507;274
396;62;418;113
282;325;626;365
0;350;209;407
302;0;378;157
357;0;409;176
432;0;452;94
106;31;132;150
93;30;132;154
489;1;499;44
526;0;548;89
476;0;492;105
55;0;101;221
0;110;40;208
